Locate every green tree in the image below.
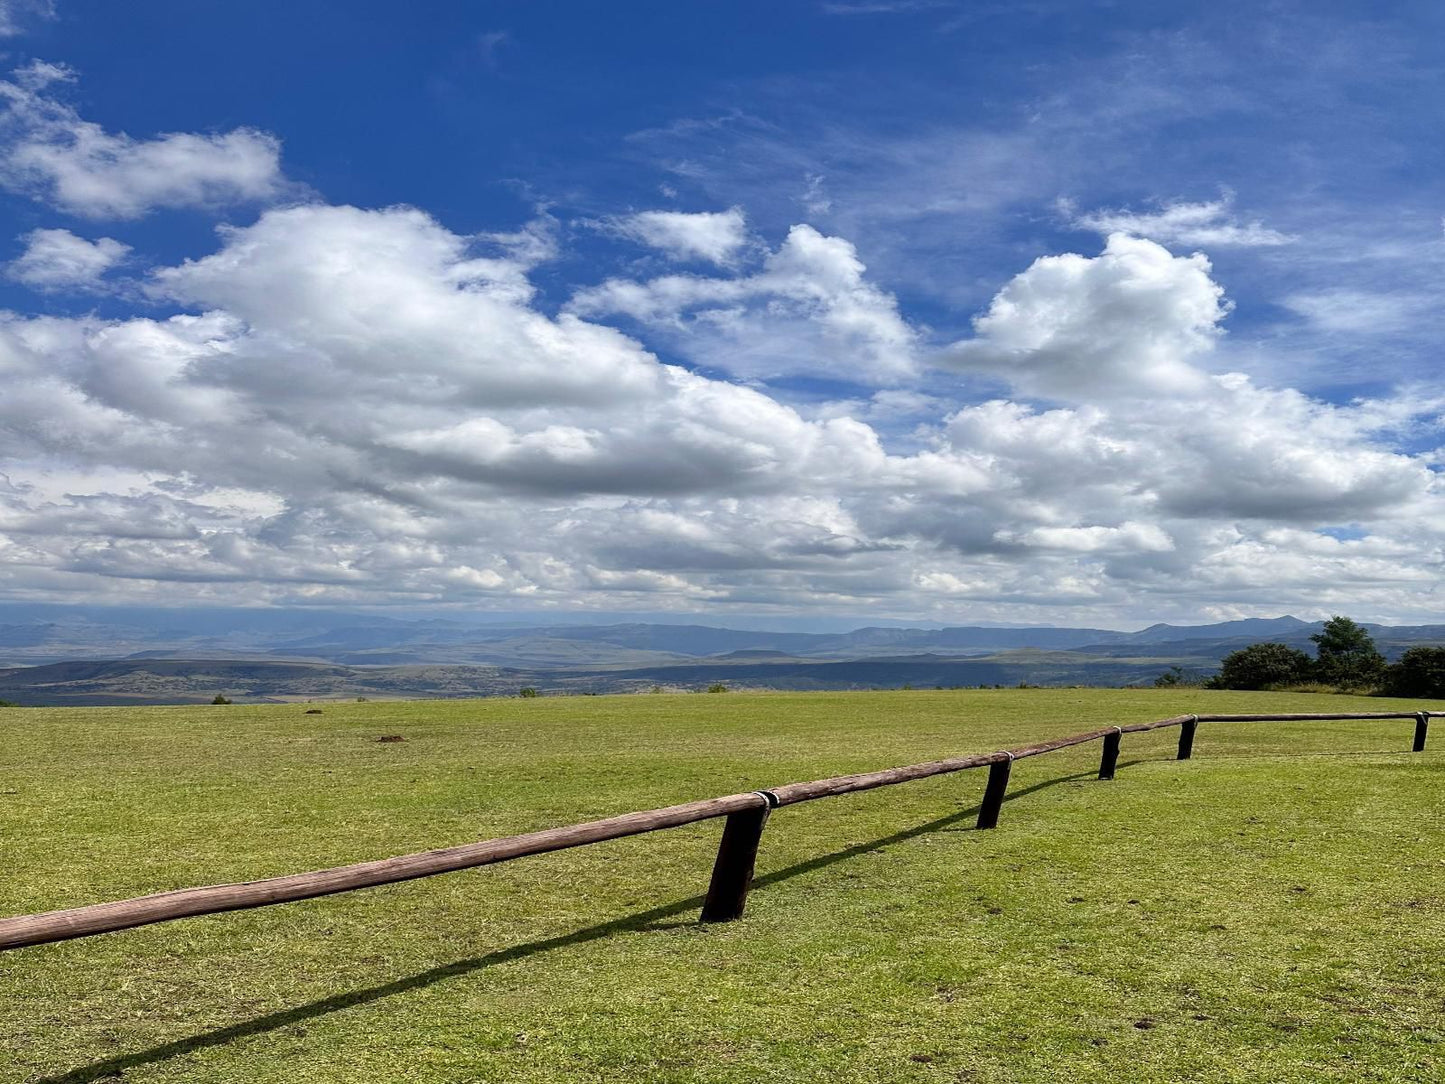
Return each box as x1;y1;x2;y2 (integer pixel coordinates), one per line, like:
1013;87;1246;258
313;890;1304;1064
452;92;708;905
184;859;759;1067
1208;643;1314;690
1310;616;1385;689
1382;646;1445;699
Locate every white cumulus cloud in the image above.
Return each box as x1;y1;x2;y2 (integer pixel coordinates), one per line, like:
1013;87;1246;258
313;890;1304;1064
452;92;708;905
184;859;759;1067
945;233;1226;398
571;223;917;382
8;227;128;289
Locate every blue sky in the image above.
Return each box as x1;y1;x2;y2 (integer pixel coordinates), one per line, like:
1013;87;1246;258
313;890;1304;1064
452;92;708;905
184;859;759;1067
0;0;1442;626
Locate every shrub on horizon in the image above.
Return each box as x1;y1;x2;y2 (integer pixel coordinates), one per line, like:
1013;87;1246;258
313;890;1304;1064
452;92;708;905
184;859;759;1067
1207;643;1314;690
1381;646;1445;699
1153;666;1206;688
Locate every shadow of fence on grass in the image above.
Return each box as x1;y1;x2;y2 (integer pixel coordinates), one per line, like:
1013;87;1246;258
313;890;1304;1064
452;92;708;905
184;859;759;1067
34;767;1109;1084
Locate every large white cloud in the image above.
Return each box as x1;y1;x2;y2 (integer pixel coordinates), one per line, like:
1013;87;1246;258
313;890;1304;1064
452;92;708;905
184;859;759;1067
0;62;284;218
0;204;958;609
945;232;1225;398
1;199;1442;622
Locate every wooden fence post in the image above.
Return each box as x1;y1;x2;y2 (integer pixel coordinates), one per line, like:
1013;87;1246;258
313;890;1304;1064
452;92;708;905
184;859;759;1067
976;755;1013;830
1098;728;1121;780
1177;716;1198;761
700;794;773;923
1414;713;1429;753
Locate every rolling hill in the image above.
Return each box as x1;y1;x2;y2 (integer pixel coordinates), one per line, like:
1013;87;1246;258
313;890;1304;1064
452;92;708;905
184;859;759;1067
3;608;1443;705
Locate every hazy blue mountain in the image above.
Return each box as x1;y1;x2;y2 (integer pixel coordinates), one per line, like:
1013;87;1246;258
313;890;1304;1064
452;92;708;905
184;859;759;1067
828;625;1124;652
3;608;1443;704
1120;616;1316;644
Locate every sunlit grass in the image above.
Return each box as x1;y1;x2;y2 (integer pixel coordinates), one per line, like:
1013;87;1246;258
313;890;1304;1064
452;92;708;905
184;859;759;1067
2;688;1442;1082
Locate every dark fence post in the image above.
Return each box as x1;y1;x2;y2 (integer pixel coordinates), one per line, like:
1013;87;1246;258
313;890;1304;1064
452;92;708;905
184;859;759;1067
1414;713;1429;753
1177;716;1199;761
1098;727;1122;780
976;755;1013;829
700;794;774;923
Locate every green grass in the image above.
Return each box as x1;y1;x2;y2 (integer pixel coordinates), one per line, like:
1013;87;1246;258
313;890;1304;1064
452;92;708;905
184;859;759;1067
2;688;1442;1083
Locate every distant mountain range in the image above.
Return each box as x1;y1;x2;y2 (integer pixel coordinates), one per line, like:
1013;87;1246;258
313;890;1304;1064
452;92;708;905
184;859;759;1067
1;610;1441;705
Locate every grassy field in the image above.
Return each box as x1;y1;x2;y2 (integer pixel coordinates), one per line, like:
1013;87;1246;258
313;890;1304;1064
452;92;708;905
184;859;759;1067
2;688;1442;1083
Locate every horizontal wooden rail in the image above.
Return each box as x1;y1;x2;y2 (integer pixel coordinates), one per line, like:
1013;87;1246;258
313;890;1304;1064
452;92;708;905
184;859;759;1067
2;708;1438;953
766;750;1005;806
1118;712;1200;734
0;792;768;951
1009;726;1121;759
1194;711;1428;722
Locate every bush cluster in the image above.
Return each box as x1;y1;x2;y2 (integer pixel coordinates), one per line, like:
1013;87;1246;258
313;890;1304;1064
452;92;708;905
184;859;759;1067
1380;646;1445;698
1205;616;1445;698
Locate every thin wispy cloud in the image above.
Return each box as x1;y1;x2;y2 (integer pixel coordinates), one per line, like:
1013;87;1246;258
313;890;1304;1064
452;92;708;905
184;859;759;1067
820;1;954;14
1066;196;1295;248
477;30;511;70
591;206;751;266
0;0;54;37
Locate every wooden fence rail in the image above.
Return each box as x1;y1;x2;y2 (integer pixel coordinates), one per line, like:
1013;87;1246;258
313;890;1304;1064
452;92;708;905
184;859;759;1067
1;708;1437;953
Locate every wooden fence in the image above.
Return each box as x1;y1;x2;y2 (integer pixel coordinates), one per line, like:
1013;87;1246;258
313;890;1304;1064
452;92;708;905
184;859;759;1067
1;709;1436;952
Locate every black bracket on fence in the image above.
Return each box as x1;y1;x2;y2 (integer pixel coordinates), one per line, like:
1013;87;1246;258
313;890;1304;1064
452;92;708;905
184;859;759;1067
1177;715;1199;761
976;754;1013;830
1098;727;1123;781
1414;713;1429;753
699;791;776;924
